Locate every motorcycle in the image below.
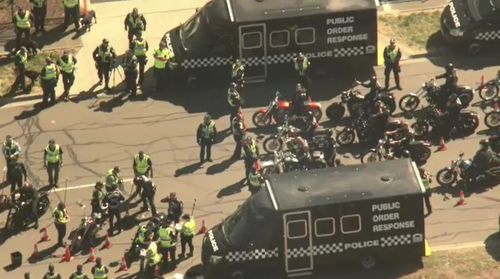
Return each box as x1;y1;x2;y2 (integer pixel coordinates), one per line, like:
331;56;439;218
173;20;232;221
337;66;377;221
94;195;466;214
252;91;322;128
262;117;302;153
484;99;500;129
260;151;301;176
411;106;479;139
476;74;499;101
336;115;405;146
436;153;473;187
360;138;432;164
69;214;102;254
5;191;50;233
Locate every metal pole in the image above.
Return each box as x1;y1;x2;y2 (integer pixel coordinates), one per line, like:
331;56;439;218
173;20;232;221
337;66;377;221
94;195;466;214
63;177;68;204
191;198;197;216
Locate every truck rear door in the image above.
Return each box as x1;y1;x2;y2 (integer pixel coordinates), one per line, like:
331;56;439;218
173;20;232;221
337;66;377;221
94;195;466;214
283;210;314;276
238;23;267;82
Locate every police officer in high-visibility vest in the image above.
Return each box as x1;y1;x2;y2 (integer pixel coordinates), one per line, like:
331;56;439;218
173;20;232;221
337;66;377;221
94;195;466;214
227;82;242;128
383;38;402;90
146;232;162;276
30;0;47;33
197;114;217;163
123;49;139;96
91;182;106;218
69;264;90;279
3;135;21;167
63;0;80;31
124;8;146;47
231;59;245;97
133;151;153;178
179;214;195;258
41;57;59;106
43;139;63;188
231;112;246;159
293;52;310;89
131;30;148;85
153;41;171;92
53;202;70;247
92;39;117;91
247;165;264;195
14;47;28;93
91;257;109;279
12;8;33;51
158;218;177;268
42;264;61;279
243;136;259;178
57;50;77;102
419;166;433;215
105;166;122;192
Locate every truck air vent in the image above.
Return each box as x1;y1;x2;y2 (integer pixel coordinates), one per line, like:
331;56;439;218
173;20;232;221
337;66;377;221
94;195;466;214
380;176;393;183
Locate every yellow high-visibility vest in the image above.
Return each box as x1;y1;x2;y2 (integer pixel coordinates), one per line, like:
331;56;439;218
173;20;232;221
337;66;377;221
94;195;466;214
134;154;150;175
42;64;57;80
201;121;215;139
63;0;78;8
15;12;31;29
58;55;75;73
133;39;147;56
53;208;69;224
45;144;61;163
153;48;170;69
181;219;196;236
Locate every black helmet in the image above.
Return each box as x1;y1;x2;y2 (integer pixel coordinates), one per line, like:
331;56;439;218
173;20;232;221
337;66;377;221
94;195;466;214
445;63;454;71
401;150;411;158
480;138;489;147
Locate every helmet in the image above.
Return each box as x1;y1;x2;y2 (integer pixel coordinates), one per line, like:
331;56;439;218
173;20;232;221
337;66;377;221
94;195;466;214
445;63;454;71
401;150;411;158
390;38;396;45
95;182;104;189
102;38;109;44
480;138;489;147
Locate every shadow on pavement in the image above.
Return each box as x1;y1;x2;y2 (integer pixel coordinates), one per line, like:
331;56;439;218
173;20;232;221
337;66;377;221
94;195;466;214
174;162;203;177
27;243;60;264
485;232;500;262
206;157;239;176
14;102;47;120
216;178;246;198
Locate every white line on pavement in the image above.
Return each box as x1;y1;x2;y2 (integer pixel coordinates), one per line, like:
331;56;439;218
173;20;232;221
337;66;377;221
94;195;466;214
49;178;133;193
432;241;487;252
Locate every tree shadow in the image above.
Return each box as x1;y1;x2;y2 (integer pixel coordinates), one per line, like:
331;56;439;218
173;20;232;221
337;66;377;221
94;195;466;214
484;232;500;262
216;178;246;198
206;157;239;175
14;102;47;120
174;162;202;177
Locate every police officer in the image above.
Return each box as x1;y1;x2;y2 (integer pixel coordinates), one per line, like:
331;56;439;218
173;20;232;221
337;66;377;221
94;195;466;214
31;0;47;33
383;38;402;90
161;192;183;224
14;180;39;229
53;202;70;247
418;167;433;215
7;158;26;198
3;135;21;166
91;257;109;279
137;176;157;215
131;30;148;85
179;214;195;258
91;182;106;217
158;218;176;268
153;41;171;92
231;112;246;159
12;8;33;51
14;46;28;93
105;166;122;192
57;50;77;102
293;52;310;89
133;151;153;178
323;129;337;167
123;49;139;96
197;114;217;163
227;82;242;127
103;188;125;235
231;59;245;83
43;264;61;279
70;264;90;279
24;272;31;279
92;39;117;91
146;232;162;276
63;0;80;31
43;139;63;188
124;8;146;46
41;57;59;106
247;165;264;195
435;63;458;107
243;136;259;178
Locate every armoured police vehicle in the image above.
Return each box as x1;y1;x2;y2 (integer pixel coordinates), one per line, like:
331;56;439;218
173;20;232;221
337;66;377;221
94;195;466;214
162;0;378;83
441;0;500;54
202;159;426;279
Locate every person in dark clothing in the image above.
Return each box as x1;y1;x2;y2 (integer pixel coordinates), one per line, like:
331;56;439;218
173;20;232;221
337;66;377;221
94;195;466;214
231;112;246;159
243;136;259;178
368;101;390;141
435;63;458;108
7;159;27;199
31;0;47;33
136;176;157;216
473;139;500;172
383;38;402;90
62;0;80;31
14;181;39;229
92;38;117;91
323;129;337;167
161;192;183;224
197;114;217;163
12;8;34;51
441;93;462;141
103;189;125;235
418;167;433;215
124;8;146;46
91;182;106;220
123;49;138;96
356;75;382;113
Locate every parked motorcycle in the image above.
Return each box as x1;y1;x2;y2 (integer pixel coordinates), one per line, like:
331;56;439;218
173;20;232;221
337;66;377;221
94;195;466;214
411;107;479;139
69;215;101;254
336;115;405;146
260;151;301;176
436;153;473;187
5;191;50;233
476;74;499;101
484;99;500;129
262;118;301;153
360;138;431;164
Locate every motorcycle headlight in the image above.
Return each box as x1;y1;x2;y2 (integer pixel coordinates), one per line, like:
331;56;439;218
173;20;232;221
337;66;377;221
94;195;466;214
449;28;464;37
210;255;223;265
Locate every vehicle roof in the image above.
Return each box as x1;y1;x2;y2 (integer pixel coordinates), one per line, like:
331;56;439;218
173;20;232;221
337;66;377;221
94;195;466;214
267;159;423;211
225;0;376;22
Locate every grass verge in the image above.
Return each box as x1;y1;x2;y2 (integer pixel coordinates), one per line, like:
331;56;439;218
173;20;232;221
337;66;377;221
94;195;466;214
379;11;442;52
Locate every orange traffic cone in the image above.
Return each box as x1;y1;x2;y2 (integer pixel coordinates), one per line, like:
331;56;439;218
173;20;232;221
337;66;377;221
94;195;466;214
197;219;207;235
101;233;112;249
436;137;447;152
60;245;73;262
39;227;50;242
30;243;39;259
456;190;467;206
118;255;128;272
86;247;97;263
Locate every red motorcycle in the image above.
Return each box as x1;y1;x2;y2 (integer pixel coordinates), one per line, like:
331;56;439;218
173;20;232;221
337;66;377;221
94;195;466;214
252;91;322;128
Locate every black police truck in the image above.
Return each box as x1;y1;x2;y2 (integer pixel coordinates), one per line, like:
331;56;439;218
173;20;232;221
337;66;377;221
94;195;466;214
161;0;378;83
202;159;426;278
441;0;500;54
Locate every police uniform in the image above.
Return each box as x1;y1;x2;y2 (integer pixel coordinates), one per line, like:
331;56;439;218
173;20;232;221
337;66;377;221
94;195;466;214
2;139;21;166
92;43;117;90
243;138;259;177
146;240;162;275
293;56;310;88
124;12;146;45
383;44;402;90
40;61;59;105
63;0;80;30
91;186;106;216
227;88;241;126
247;170;264;195
44;143;63;187
131;36;148;84
133;154;152;177
57;54;77;101
53;206;69;246
91;264;108;279
196;119;217;163
43;272;61;279
105;168;121;192
157;224;176;267
123;52;139;96
231;115;246;159
180;217;195;257
103;190;124;234
14;48;27;91
12;10;32;50
30;0;47;33
153;46;171;91
141;179;157;216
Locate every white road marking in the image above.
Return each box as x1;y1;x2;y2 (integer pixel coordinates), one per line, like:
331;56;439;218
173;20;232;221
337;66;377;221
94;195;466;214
432;241;487;252
49;178;133;193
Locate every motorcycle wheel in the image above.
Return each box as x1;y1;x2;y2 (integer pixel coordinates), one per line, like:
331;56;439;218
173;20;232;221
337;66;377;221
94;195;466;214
312;108;323;121
436;168;457;187
263;137;283;153
325;103;345;122
399;95;420;113
36;195;50;217
361;151;382;164
458;90;473;108
252;111;271;128
385;98;396;115
411;122;429;138
336;130;356;145
411;146;431;162
274;110;287;124
479;84;499;101
485;111;500;129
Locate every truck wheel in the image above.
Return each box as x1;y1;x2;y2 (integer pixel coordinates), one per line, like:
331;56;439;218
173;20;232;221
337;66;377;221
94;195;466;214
361;255;376;269
468;43;481;55
231;270;245;279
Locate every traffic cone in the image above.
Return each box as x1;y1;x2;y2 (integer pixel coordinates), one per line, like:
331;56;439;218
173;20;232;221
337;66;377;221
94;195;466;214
85;247;96;263
456;190;467;206
436;137;447;152
39;227;50;242
29;243;39;259
117;255;128;272
60;245;73;262
197;220;207;235
101;233;112;249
